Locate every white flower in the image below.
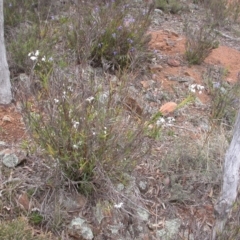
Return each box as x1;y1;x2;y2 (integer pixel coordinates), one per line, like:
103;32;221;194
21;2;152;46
189;84;204;93
35;50;39;56
197;85;204;90
42;56;46;61
73;144;78;149
86;96;95;103
114;202;123;209
73;121;79;129
167;117;175;124
54;98;59;103
156;117;165;126
103;127;107;135
30;56;37;61
67;86;73;92
28;52;33;56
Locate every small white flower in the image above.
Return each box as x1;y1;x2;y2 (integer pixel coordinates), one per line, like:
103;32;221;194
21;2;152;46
67;86;73;92
28;52;33;56
35;50;40;56
92;132;96;136
30;56;37;61
73;121;79;129
167;117;175;124
114;202;123;209
197;85;204;90
42;56;46;61
54;98;59;103
73;144;78;149
189;84;204;93
86;96;95;103
156;117;165;126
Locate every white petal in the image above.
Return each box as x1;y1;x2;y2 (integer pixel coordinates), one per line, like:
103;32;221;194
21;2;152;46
30;56;37;61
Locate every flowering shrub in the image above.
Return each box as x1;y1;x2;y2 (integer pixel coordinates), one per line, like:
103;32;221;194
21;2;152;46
65;0;153;70
21;66;154;194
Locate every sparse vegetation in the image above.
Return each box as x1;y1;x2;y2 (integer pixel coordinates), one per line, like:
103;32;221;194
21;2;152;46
2;0;240;239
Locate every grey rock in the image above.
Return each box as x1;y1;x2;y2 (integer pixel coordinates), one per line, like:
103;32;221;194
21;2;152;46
2;154;19;168
138;180;148;193
108;223;124;234
0;141;7;147
68;217;93;240
156;218;181;239
95;202;105;224
116;183;125;191
137;207;149;221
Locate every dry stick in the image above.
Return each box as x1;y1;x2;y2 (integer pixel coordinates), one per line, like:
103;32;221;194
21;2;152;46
214;30;240;41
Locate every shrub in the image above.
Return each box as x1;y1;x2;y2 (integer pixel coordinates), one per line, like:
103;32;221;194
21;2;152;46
20;64;158;195
64;0;153;71
184;20;219;65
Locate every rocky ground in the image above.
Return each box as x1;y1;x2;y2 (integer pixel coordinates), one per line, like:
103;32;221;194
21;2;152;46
1;1;240;239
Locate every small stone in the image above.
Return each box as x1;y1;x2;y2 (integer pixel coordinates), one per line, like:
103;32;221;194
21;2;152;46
116;183;125;191
167;59;181;67
141;81;150;89
150;64;163;73
138;180;148;193
137;208;149;221
156;218;181;239
159;102;177;116
2;115;13;123
141;80;155;89
184;71;191;76
68;217;94;240
18;192;30;210
163;176;170;187
2;154;19;168
0;141;7;147
0;148;12;157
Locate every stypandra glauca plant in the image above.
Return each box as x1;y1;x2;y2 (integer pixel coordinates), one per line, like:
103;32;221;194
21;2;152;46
20;65;160;195
184;19;219;65
65;0;154;71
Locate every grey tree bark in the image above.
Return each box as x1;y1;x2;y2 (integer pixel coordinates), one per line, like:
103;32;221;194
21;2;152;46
212;110;240;239
0;0;12;104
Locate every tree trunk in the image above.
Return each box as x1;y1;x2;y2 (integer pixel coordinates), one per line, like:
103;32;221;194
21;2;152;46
212;110;240;239
0;0;12;104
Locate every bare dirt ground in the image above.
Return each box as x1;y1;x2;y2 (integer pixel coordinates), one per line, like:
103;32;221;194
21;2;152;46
1;1;240;239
